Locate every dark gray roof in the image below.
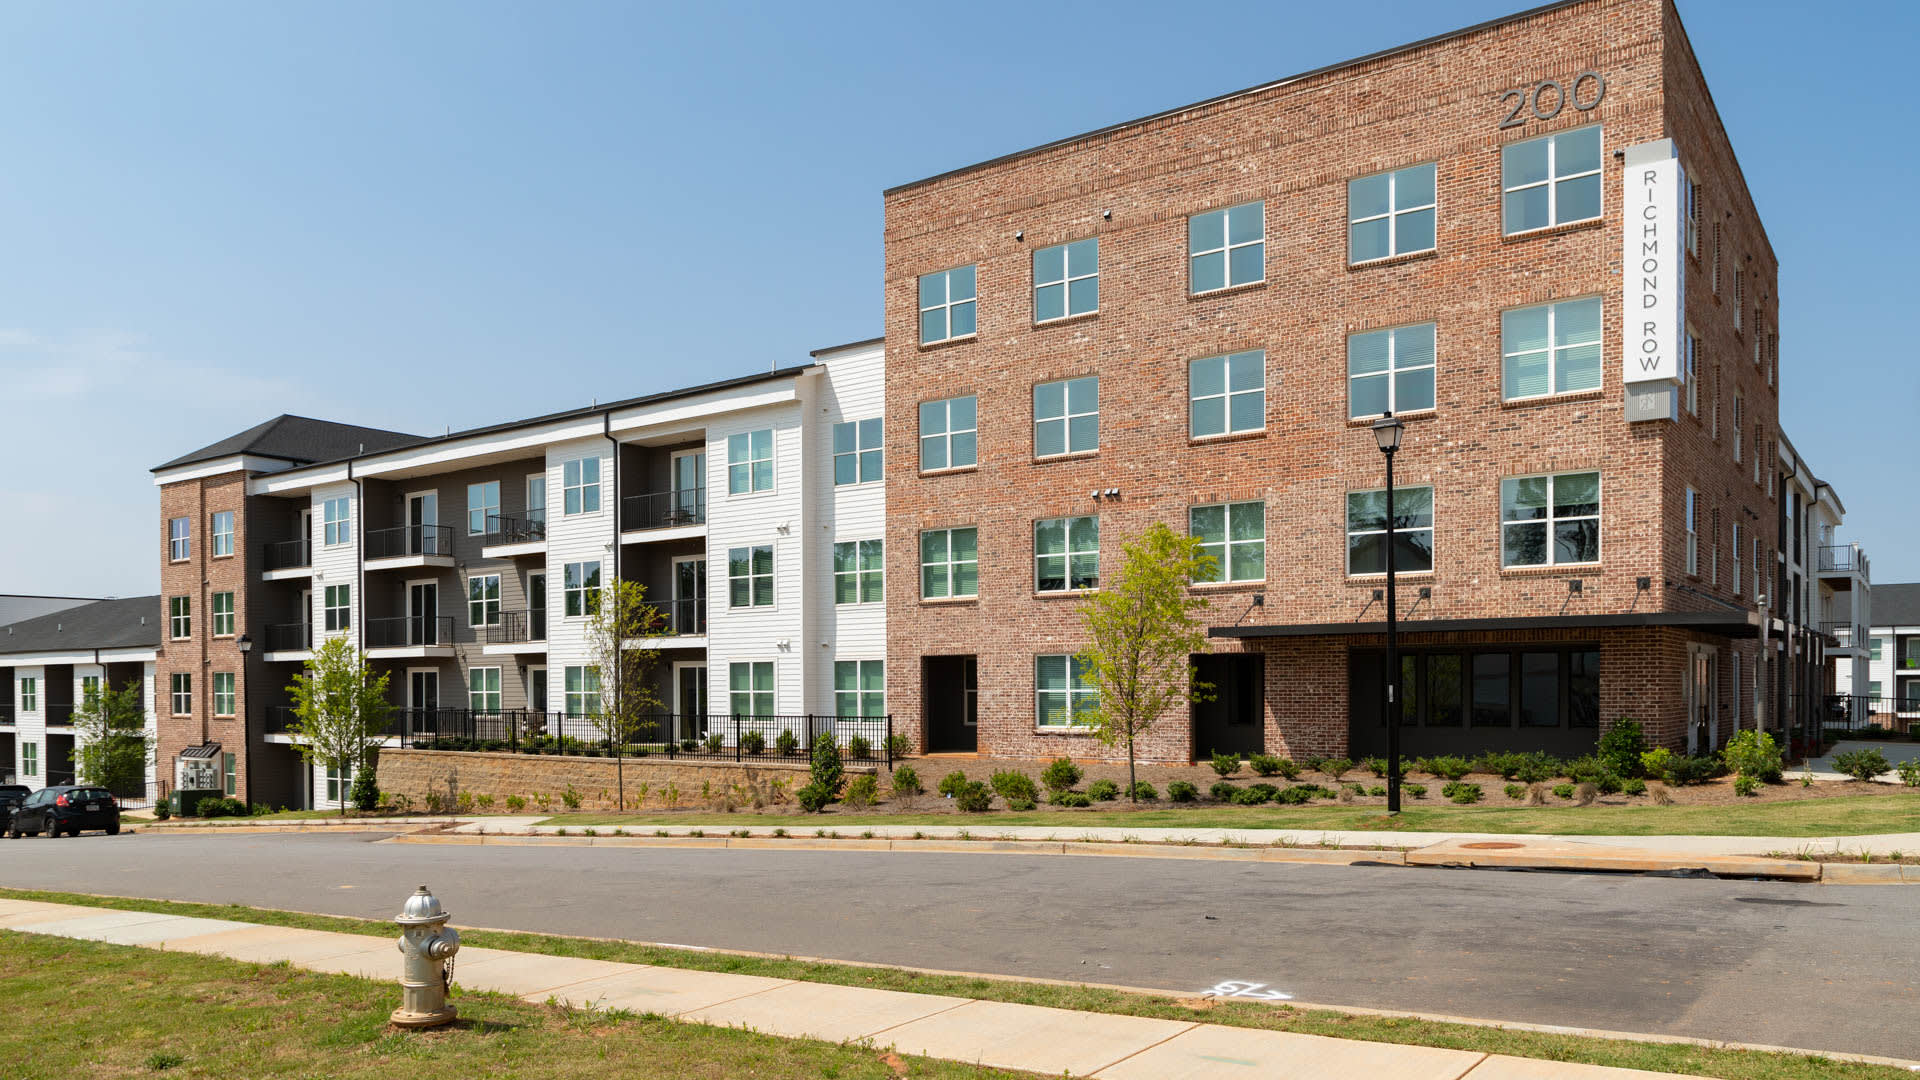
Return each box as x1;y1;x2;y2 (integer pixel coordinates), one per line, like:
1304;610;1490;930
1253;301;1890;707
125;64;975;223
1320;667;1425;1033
152;415;424;472
0;595;162;656
1871;584;1920;629
0;595;99;628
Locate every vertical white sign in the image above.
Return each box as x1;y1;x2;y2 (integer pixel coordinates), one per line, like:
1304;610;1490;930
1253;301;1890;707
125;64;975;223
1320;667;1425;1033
1623;155;1684;385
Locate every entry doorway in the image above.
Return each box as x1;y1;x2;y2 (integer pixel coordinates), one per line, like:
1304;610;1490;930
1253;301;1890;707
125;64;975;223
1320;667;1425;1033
1191;654;1266;759
45;732;76;786
674;662;707;742
407;490;439;555
1686;645;1718;754
408;581;439;645
409;668;440;737
923;656;977;752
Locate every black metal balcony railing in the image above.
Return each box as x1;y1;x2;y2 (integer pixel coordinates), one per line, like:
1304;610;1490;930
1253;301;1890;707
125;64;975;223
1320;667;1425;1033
365;615;453;649
265;622;312;653
484;514;546;546
0;703;13;726
660;596;706;636
263;537;312;571
265;704;404;738
483;609;547;645
1817;544;1868;575
622;487;705;532
45;703;76;727
365;524;455;560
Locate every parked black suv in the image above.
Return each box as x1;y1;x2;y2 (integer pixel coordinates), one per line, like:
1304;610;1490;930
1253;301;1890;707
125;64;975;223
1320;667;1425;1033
7;786;121;838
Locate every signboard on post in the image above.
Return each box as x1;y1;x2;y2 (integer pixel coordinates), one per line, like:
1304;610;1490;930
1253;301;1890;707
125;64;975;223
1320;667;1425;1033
1622;140;1685;422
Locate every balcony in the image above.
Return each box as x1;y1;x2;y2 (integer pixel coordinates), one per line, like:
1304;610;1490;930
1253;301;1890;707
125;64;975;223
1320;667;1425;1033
1816;544;1869;587
365;615;454;656
481;514;547;558
266;704;406;739
0;704;12;726
364;524;456;569
45;703;75;727
262;537;313;577
660;596;706;638
482;609;547;654
264;622;313;657
621;488;705;541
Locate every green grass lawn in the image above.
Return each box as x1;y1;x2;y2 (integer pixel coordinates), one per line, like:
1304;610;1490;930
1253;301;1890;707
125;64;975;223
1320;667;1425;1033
537;791;1920;837
0;932;1032;1079
2;887;1906;1080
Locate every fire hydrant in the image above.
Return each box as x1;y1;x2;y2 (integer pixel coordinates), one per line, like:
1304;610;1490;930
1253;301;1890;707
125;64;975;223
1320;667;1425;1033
391;884;460;1028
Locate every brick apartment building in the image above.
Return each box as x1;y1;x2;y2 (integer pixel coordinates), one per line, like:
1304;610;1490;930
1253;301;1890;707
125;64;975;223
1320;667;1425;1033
882;0;1834;763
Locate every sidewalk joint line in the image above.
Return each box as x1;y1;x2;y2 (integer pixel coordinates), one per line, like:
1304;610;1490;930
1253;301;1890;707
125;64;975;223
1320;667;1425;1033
1085;1020;1202;1076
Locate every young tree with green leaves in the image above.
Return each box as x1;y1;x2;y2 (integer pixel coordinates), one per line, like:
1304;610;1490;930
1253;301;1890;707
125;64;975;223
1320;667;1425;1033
71;681;153;795
1075;521;1215;801
585;577;665;810
287;636;394;816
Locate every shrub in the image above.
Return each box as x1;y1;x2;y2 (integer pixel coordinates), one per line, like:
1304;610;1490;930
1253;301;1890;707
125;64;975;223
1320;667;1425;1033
1362;756;1400;778
1274;785;1316;805
560;784;582;811
1421;756;1471;781
847;735;872;761
1833;748;1892;782
504;794;527;812
1640;747;1674;781
1301;756;1327;774
1442;781;1482;804
1127;781;1158;801
885;734;911;758
1051;791;1092;807
740;731;766;755
937;771;970;798
1503;783;1528;800
843;774;879;808
891;765;924;797
153;799;171;820
1252;755;1299;779
1229;783;1277;805
1724;730;1784;784
1733;775;1761;798
1563;755;1611;784
1471;752;1523;780
1168;780;1198;803
990;770;1039;807
195;796;247;818
1209;751;1241;777
1552;782;1576;800
1402;783;1428;800
1898;759;1920;788
775;729;799;756
1664;755;1720;786
1574;782;1598;806
1597;719;1647;778
703;733;724;754
1209;780;1238;801
1087;778;1119;801
811;733;846;795
1318;758;1354;781
1041;757;1083;793
796;783;832;812
1367;785;1387;797
953;781;994;812
1649;782;1673;805
1513;752;1561;784
1622;777;1648;796
349;764;380;812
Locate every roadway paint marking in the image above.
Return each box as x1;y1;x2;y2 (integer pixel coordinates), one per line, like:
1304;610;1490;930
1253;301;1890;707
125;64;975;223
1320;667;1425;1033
1201;980;1293;1001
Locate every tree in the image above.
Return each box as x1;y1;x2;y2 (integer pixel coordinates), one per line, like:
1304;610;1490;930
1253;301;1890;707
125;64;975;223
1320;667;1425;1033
1075;522;1215;802
72;680;153;794
287;636;394;816
585;577;665;810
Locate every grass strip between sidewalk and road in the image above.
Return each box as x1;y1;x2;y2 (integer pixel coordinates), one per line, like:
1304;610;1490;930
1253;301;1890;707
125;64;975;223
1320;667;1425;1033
533;791;1920;837
0;932;1035;1079
0;886;1906;1080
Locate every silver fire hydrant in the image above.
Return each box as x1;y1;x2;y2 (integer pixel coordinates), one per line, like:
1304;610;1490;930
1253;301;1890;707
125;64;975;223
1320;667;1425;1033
391;884;460;1028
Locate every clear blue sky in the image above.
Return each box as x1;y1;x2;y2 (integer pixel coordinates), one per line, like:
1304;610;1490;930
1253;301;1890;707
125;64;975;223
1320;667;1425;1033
1;0;1911;597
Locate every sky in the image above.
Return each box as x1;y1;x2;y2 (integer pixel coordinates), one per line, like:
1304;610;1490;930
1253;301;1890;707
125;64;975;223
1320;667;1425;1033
1;0;1913;598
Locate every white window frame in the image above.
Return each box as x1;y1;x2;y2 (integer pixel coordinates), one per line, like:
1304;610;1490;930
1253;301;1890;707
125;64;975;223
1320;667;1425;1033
169;596;191;640
1683;329;1699;416
468;481;500;535
832;418;882;486
1033;376;1098;458
920;527;979;600
1034;515;1099;594
1347;163;1437;263
325;761;352;804
834;659;885;718
170;673;192;716
168;516;191;562
468;666;502;713
22;741;37;778
1190;501;1266;584
563;665;601;718
727;545;775;609
1732;522;1743;595
1501;296;1603;401
211;591;235;637
1685;488;1700;575
1499;471;1602;568
1345;486;1436;576
918;265;977;344
322;497;351;547
833;539;884;605
1188;201;1264;294
324;584;351;633
727;428;775;494
728;660;776;717
212;671;235;718
563;561;601;618
468;573;502;628
80;674;100;701
1035;654;1098;729
919;395;977;471
20;677;37;712
562;457;601;516
211;510;235;558
1033;238;1098;322
1732;392;1744;462
1188;350;1265;438
1347;322;1437;419
1685;180;1700;256
1501;125;1602;235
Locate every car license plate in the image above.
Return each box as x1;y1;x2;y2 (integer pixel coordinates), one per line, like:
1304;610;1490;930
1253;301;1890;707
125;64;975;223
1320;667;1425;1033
86;803;99;811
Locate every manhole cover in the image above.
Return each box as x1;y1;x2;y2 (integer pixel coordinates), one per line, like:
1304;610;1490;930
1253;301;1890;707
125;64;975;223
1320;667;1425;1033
1460;842;1526;850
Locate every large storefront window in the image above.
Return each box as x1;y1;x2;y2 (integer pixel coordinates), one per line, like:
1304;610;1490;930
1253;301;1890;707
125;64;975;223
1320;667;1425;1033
1350;645;1600;757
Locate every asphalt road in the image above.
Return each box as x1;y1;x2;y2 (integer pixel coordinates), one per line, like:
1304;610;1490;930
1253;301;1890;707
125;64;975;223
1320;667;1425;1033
3;832;1914;1060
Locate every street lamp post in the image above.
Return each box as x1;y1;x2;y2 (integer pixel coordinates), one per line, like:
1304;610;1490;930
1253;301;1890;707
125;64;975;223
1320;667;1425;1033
1372;412;1405;814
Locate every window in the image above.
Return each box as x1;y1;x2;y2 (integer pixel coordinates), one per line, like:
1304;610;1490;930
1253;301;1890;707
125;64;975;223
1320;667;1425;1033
213;672;235;717
1346;486;1435;574
1033;238;1097;321
833;419;882;486
526;474;547;525
563;666;601;717
1752;537;1763;601
1348;163;1436;262
1711;221;1723;294
169;596;191;640
326;762;351;803
727;545;774;608
322;497;351;546
835;659;884;717
468;481;499;535
918;265;977;344
1348;324;1436;418
1733;268;1744;330
729;661;774;717
919;395;977;471
324;584;351;632
728;429;774;493
223;752;236;796
81;675;100;701
20;677;36;712
468;573;501;627
1189;201;1264;293
1732;393;1743;461
1034;376;1098;457
170;673;192;716
1683;330;1699;416
1709;508;1720;584
1753;426;1763;486
1501;125;1601;234
1869;680;1883;699
1036;655;1097;728
1035;516;1098;593
1501;472;1601;567
1190;502;1265;583
168;516;191;561
22;742;37;778
1685;180;1700;255
1871;637;1885;661
833;540;883;604
920;528;978;599
1189;351;1264;437
468;667;501;712
211;510;235;557
1732;523;1743;595
563;561;601;617
562;457;601;515
211;591;235;637
1502;296;1601;399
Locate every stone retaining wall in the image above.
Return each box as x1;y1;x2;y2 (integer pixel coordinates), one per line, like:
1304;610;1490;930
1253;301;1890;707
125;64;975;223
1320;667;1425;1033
374;748;878;812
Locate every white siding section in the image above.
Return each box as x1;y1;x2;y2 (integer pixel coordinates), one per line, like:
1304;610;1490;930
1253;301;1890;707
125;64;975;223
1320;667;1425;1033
808;346;888;723
11;664;44;784
544;436;617;687
311;480;362;649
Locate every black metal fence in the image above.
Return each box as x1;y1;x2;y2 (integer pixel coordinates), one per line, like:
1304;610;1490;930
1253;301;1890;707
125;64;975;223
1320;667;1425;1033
45;703;75;727
622;487;705;532
1821;694;1916;736
484;610;546;645
263;536;311;570
484;514;546;545
660;597;705;636
265;621;312;652
365;523;455;559
365;614;453;648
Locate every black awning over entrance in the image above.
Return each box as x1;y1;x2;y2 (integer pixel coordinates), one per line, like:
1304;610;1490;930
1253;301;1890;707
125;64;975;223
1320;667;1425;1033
178;743;222;760
1210;610;1759;641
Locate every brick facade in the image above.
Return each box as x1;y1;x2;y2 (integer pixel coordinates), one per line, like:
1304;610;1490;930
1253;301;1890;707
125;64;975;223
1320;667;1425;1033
883;0;1780;761
155;473;256;798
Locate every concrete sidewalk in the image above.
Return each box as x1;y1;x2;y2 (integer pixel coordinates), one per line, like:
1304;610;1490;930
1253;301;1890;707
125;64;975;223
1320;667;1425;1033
0;895;1700;1079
